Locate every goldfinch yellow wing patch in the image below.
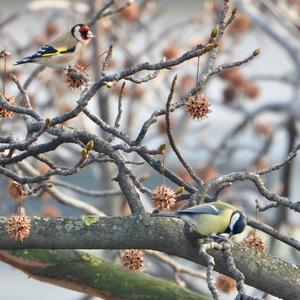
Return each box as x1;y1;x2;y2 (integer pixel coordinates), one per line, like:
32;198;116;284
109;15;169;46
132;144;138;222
15;44;77;65
34;45;74;58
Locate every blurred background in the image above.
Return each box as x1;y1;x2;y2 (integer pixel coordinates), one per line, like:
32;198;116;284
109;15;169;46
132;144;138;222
1;0;300;299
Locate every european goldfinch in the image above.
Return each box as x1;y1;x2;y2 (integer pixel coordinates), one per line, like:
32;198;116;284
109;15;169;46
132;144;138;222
15;24;94;69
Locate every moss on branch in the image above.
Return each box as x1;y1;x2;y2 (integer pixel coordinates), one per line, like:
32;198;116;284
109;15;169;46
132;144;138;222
0;215;299;299
0;249;208;300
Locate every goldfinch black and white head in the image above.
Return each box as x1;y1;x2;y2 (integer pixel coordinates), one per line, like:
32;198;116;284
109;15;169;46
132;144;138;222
15;23;94;69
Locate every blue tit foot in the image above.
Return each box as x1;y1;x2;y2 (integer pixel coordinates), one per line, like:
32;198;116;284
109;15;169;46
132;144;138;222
212;234;233;247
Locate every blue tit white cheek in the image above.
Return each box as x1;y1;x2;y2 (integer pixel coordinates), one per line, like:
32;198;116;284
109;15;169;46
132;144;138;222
229;212;241;232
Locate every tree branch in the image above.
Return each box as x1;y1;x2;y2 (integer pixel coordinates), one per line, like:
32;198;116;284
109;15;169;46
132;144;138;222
0;215;299;299
0;249;208;300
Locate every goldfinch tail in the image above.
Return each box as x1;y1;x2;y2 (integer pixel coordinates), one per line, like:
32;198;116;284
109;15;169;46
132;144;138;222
14;57;36;66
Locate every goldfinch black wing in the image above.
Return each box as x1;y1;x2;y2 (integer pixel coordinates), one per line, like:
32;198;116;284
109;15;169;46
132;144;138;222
15;44;75;65
178;203;220;215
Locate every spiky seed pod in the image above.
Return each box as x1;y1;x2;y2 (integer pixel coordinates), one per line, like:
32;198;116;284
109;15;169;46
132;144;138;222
254;156;268;170
121;249;145;271
45;21;59;38
6;213;31;241
254;122;271;136
0;94;15;119
7;180;25;202
7;69;20;81
215;274;236;294
179;74;194;94
185;94;211;120
243;82;260;99
220;69;247;86
152;185;176;211
201;166;218;181
243;233;265;253
223;85;237;103
131;86;144;99
177;169;193;184
36;162;50;174
121;4;141;22
64;64;90;89
163;43;180;60
158;119;168;134
0;50;11;59
40;191;51;200
112;83;129;97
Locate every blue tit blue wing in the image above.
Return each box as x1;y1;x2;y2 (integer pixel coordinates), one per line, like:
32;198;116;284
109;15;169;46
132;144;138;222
178;203;220;215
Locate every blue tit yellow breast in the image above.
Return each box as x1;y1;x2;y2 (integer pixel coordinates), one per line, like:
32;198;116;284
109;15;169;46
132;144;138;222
185;209;233;236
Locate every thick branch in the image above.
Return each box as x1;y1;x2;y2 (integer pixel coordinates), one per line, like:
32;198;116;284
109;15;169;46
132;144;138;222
0;215;299;299
0;249;207;300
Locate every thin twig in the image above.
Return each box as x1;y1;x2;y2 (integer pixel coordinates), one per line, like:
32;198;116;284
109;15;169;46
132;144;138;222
23;65;45;90
256;143;300;175
222;247;260;300
49;180;122;197
165;75;204;187
247;217;300;251
102;43;114;73
146;249;206;279
198;241;223;300
88;0;115;26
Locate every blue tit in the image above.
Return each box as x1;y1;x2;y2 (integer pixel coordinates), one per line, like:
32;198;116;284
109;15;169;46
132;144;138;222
160;201;247;238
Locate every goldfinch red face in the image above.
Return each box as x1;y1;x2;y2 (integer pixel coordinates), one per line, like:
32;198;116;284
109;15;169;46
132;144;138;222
72;24;94;42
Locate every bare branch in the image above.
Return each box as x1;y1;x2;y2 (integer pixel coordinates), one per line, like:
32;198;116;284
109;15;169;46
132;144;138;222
165;75;204;187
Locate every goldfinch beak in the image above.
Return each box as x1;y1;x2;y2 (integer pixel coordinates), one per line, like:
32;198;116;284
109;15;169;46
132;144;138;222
87;31;95;38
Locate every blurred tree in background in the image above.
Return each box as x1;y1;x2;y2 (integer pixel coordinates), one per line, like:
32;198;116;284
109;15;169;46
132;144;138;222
0;0;300;299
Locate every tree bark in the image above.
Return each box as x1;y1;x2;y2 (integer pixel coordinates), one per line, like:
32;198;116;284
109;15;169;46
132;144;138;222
0;215;299;299
0;249;208;300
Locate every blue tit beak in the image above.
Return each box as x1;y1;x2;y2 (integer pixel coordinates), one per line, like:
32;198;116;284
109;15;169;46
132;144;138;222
87;30;95;38
228;232;233;239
